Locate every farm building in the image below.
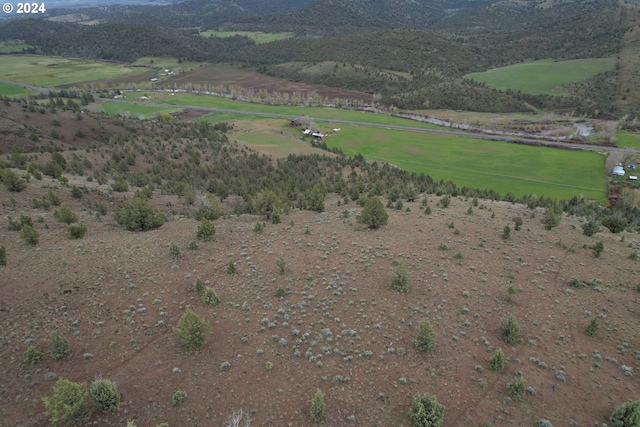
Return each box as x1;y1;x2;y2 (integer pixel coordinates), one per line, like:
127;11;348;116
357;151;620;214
613;165;625;177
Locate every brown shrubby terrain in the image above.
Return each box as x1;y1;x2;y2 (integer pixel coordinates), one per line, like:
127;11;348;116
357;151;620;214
1;101;639;427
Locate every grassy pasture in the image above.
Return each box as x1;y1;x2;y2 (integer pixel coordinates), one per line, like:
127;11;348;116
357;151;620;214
464;58;615;95
200;31;293;44
327;125;607;200
616;130;640;149
0;82;27;96
99;101;182;119
0;55;148;87
0;43;33;53
131;57;203;71
166;93;439;128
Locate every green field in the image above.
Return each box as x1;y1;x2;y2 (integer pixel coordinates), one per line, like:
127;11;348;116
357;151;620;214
200;31;293;44
327;125;607;200
131;57;203;71
0;55;149;87
0;43;34;53
0;82;27;96
165;93;440;128
464;58;616;95
99;101;182;119
616;130;640;149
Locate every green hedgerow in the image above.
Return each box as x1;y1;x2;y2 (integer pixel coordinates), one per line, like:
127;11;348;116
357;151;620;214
24;345;44;365
414;318;435;352
310;389;325;422
171;390;188;406
500;315;520;345
50;331;71;360
89;377;120;413
409;392;445;427
174;309;209;350
43;379;92;425
488;349;505;372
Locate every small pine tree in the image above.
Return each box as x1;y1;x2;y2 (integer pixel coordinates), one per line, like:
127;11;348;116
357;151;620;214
43;379;92;425
310;389;325;422
585;317;600;337
507;376;526;401
114;197;164;231
24;345;44;365
20;224;39;246
610;400;640;427
582;219;600;236
408;392;445;427
513;216;523;231
357;196;389;229
500;315;520;345
414;318;435;352
390;263;409;292
54;204;78;224
50;331;71;360
196;218;215;241
0;245;6;266
67;223;87;239
202;286;220;306
174;309;209;350
275;285;286;298
503;225;511;240
488;349;505;372
227;259;237;274
592;240;604;258
171;390;188;406
194;278;204;294
276;253;287;274
169;242;181;259
89;377;120;413
542;206;561;230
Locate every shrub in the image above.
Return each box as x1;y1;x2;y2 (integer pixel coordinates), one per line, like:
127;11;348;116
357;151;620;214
0;245;6;266
169;242;181;259
592;240;604;258
1;168;27;192
500;315;520;345
390;263;409;292
310;389;325;422
536;420;554;427
602;216;628;233
513;216;523;231
20;224;39;246
188;240;198;250
43;379;92;425
51;331;71;360
488;349;505;372
438;195;451;208
542;206;561;230
114;197;164;231
582;220;600;236
194;278;204;294
67;223;87;239
71;186;83;199
24;345;44;365
254;189;284;222
507;377;526;401
585;317;600;337
89;377;120;413
503;225;511;240
202;287;220;306
408;392;445;427
610;400;640;427
48;189;61;206
275;285;286;299
174;309;209;350
54;204;78;224
276;253;286;274
253;221;265;233
196;218;215;241
171;390;188;406
227;259;237;274
414;318;435;352
357;196;389;229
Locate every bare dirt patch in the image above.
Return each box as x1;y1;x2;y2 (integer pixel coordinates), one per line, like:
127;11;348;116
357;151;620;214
1;174;639;427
